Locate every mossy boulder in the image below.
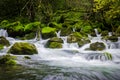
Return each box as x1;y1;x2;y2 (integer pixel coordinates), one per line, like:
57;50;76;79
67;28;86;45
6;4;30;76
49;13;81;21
48;37;63;43
42;27;56;39
8;42;38;55
78;39;90;47
20;33;36;40
0;54;16;66
108;36;118;42
60;27;73;36
67;32;84;43
90;42;106;51
45;37;63;48
67;34;78;43
4;21;24;38
101;30;109;36
0;36;10;46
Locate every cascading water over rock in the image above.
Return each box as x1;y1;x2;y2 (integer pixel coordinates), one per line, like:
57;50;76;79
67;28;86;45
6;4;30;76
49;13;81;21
0;29;120;80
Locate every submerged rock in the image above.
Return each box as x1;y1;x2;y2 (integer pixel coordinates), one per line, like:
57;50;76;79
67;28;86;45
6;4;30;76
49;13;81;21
42;27;56;39
0;36;10;46
45;37;63;48
8;42;38;55
90;42;106;51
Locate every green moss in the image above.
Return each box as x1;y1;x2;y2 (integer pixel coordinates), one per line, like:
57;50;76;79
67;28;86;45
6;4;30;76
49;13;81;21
42;27;56;33
116;26;120;36
103;52;112;60
101;30;109;36
6;21;24;32
67;34;78;43
24;22;41;31
8;42;38;55
90;42;106;51
108;36;118;42
0;20;9;28
0;54;16;66
45;37;63;48
49;37;63;43
21;33;36;40
81;25;92;33
78;39;90;47
0;36;10;47
41;27;56;39
48;42;62;48
0;44;4;50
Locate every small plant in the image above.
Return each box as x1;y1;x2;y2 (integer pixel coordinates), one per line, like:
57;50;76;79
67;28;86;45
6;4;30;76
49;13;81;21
103;52;112;60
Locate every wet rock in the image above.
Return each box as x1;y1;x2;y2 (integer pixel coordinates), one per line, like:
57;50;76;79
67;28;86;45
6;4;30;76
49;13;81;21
67;34;78;43
108;36;118;42
78;39;90;47
67;32;83;43
90;42;106;51
42;27;56;39
101;30;109;36
8;42;38;55
0;36;10;46
0;54;16;66
22;33;36;40
45;37;63;48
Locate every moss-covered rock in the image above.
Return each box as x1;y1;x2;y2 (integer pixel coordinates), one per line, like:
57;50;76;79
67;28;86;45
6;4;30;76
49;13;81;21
47;42;62;48
4;21;24;38
90;42;106;51
8;42;38;55
78;39;90;47
42;27;56;39
0;54;16;66
45;37;63;48
67;34;78;43
0;36;10;46
49;37;63;43
108;36;118;42
67;32;84;43
20;33;36;40
101;30;109;36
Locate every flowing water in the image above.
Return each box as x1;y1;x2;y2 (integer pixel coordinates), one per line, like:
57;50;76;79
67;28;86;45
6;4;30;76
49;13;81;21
0;29;120;80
